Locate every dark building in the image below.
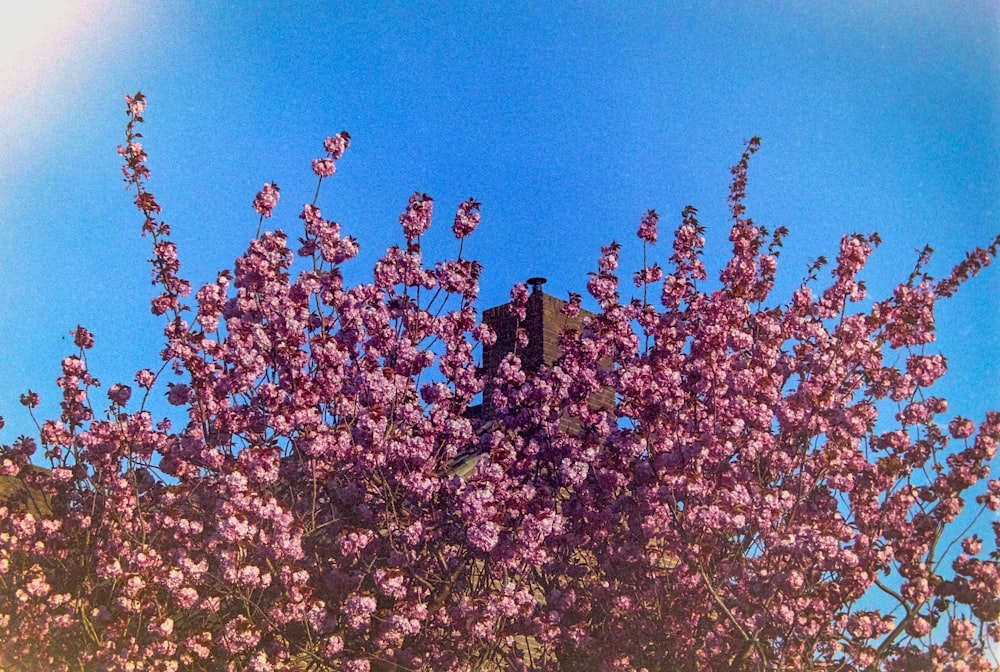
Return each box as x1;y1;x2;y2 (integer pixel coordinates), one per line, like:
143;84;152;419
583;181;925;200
480;277;614;419
454;279;615;477
482;279;574;378
481;276;615;415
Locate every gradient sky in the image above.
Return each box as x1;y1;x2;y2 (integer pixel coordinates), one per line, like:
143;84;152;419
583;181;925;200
1;1;998;459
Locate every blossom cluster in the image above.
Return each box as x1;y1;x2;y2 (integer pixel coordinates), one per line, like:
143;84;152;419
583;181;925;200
0;96;997;671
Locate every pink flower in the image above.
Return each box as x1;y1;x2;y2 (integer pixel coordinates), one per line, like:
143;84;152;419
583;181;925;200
252;182;280;218
125;575;145;597
906;615;932;637
125;93;146;117
906;353;947;387
312;157;336;178
375;568;407;599
25;570;50;598
587;271;618;305
51;467;72;482
323;131;350;159
166;383;191;405
220;616;260;653
978;480;1000;510
961;535;983;555
61;356;85;376
467;520;500;552
435;259;481;297
949;416;976;439
561;292;582;316
176;587;199;609
400;192;433;239
637;209;659;243
598;241;620;271
108;383;132;406
633;264;663;287
342;593;377;631
322;635;344;657
509;282;529;320
150;617;174;637
452;197;481;239
472;322;497;346
72;325;94;349
135;368;156;388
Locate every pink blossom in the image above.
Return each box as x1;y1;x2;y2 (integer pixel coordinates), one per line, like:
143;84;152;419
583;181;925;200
61;356;85;376
252;182;280;218
321;635;344;657
637;208;659;243
472;321;496;346
166;383;190;405
467;519;500;552
4;100;998;672
342;593;377;631
633;263;663;286
452;197;481;239
72;325;95;349
949;416;976;439
561;291;582;316
150;617;174;637
312;157;335;178
962;534;983;555
51;467;72;482
220;616;259;653
375;568;407;599
907;353;947;387
25;571;50;598
135;368;156;388
509;282;529;320
108;383;132;406
400;192;433;239
323;130;350;159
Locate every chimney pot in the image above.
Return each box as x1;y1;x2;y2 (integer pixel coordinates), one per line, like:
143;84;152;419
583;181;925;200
527;277;547;294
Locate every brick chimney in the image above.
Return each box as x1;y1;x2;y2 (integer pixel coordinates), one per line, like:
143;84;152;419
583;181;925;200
453;280;614;476
479;278;613;422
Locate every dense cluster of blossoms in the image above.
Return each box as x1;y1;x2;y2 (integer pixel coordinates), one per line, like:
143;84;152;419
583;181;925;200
0;93;998;671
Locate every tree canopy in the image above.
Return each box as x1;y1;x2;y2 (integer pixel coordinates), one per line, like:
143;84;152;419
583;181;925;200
1;94;998;671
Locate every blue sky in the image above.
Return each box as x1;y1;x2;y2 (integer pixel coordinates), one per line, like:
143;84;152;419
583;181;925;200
1;1;998;451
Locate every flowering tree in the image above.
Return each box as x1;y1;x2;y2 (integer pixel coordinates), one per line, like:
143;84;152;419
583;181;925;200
0;93;998;671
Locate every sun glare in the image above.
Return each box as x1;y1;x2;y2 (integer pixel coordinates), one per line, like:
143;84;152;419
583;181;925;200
0;0;125;182
0;1;88;93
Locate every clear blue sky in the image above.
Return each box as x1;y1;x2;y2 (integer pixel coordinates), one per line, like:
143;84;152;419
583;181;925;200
1;1;997;449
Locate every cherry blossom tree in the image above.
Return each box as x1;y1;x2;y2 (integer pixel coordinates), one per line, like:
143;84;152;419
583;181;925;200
0;93;997;671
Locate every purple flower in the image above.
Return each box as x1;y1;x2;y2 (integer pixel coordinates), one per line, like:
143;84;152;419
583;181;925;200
467;520;500;552
342;593;377;631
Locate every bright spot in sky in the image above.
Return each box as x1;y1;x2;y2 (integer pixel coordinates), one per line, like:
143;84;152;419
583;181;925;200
0;0;125;182
0;1;87;93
